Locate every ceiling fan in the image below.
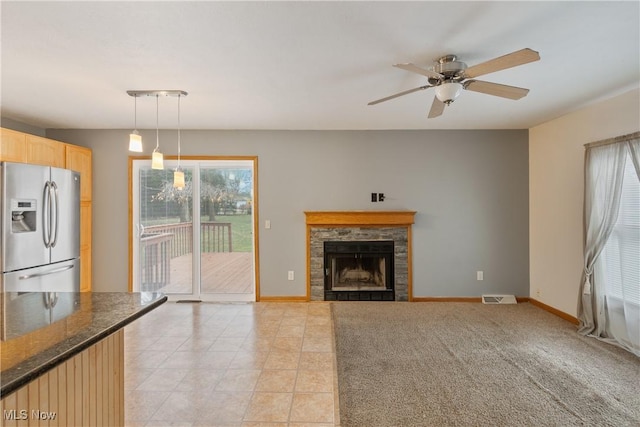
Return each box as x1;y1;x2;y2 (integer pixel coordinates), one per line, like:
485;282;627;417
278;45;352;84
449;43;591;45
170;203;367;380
368;48;540;118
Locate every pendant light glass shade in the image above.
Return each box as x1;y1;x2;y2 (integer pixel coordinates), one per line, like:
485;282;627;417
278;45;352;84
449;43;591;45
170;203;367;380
129;131;142;152
151;149;164;170
173;168;185;189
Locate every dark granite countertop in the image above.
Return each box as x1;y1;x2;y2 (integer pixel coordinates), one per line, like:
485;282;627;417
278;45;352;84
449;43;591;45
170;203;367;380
0;292;167;397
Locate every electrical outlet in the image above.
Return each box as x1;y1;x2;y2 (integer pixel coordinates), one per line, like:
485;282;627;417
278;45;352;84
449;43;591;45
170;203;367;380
535;288;541;298
265;220;271;229
288;271;294;281
477;271;484;281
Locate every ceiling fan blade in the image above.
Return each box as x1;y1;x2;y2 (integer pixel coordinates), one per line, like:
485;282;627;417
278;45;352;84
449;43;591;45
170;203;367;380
463;48;540;79
368;85;431;105
393;63;443;80
464;80;530;100
427;96;445;118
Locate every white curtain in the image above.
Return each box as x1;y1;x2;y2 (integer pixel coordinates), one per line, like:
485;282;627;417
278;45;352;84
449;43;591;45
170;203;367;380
629;139;640;179
578;133;640;355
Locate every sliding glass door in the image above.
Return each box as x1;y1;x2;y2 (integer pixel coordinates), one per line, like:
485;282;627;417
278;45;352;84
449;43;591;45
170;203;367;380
131;158;257;301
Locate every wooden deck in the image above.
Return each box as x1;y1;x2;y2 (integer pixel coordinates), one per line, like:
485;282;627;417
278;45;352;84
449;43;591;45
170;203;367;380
142;252;254;295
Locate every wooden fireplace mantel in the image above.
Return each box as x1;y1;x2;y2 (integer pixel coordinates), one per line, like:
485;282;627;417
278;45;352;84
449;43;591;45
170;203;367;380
304;210;416;226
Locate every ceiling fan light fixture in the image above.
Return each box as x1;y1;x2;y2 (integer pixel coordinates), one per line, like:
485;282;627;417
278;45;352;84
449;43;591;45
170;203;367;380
435;82;463;105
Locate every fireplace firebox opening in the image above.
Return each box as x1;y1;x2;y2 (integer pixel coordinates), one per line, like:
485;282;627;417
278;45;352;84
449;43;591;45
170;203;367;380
324;240;394;301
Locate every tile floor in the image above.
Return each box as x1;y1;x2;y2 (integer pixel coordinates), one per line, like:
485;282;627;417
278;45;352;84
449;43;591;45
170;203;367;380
124;301;340;427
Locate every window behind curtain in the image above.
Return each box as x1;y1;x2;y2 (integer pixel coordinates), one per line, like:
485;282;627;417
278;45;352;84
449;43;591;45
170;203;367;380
597;153;640;304
595;150;640;351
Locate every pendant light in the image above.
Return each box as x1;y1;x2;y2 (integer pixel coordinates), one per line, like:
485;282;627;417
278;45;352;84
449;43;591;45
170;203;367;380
151;94;164;170
128;94;143;152
173;94;185;189
127;90;187;170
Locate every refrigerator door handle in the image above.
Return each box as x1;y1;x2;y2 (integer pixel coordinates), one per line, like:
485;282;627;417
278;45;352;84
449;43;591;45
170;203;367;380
18;264;74;280
43;181;51;248
50;181;60;248
50;292;59;308
43;292;59;309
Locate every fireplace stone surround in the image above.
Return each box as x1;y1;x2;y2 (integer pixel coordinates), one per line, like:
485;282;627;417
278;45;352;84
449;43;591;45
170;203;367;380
305;211;416;301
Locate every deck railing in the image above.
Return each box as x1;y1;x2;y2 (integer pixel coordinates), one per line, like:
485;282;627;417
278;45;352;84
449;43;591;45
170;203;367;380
140;222;232;288
142;223;193;258
140;232;173;287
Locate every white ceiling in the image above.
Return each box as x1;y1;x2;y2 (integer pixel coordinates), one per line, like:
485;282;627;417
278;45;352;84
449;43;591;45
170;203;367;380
1;1;638;131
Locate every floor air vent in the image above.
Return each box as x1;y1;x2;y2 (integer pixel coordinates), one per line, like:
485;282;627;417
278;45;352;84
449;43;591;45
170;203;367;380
482;295;517;304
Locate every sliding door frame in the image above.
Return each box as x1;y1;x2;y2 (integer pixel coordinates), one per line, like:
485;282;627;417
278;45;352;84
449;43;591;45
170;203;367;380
128;155;260;300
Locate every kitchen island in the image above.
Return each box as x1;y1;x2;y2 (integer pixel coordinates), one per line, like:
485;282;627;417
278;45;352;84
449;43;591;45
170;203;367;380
0;291;167;426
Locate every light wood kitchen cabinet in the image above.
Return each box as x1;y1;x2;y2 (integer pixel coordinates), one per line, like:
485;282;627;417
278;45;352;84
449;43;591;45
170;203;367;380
80;202;92;292
80;247;92;293
0;128;27;162
0;127;93;291
67;145;93;292
65;144;92;201
26;135;66;168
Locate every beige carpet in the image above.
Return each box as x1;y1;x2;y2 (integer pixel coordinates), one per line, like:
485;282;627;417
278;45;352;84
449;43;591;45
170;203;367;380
332;302;640;427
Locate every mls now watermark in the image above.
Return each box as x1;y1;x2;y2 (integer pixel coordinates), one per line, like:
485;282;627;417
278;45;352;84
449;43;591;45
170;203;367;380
4;409;58;421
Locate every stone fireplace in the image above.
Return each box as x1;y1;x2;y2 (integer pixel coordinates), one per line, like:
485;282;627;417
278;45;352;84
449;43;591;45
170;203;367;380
305;211;416;301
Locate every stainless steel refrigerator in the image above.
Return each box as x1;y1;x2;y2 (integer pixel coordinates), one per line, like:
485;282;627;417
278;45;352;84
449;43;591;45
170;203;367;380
1;162;80;292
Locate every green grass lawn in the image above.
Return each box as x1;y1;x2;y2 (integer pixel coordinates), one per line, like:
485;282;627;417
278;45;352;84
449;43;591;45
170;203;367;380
213;214;253;252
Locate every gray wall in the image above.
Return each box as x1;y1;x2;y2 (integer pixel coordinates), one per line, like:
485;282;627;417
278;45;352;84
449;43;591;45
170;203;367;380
1;118;46;136
47;129;529;297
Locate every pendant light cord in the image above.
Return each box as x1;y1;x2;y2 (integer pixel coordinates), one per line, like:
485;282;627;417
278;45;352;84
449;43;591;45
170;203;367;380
133;95;138;130
155;95;160;151
177;95;181;168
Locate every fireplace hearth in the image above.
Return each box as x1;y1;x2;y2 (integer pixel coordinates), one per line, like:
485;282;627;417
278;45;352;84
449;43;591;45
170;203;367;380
324;241;394;301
